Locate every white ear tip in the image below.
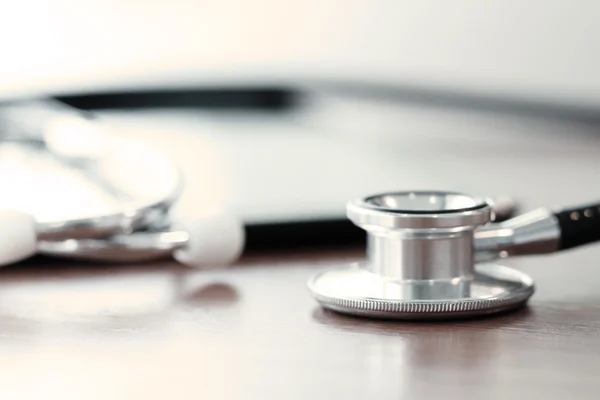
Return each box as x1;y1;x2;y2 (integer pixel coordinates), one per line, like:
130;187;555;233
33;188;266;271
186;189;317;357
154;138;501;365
0;210;37;266
173;213;245;269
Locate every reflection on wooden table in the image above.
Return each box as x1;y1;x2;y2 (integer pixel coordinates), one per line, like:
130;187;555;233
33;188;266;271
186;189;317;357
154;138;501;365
0;245;599;399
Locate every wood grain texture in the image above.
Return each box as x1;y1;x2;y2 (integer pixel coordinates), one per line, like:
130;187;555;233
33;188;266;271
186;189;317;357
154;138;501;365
0;244;599;400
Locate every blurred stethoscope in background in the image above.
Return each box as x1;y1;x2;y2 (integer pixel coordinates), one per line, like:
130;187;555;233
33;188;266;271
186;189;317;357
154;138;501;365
0;99;245;268
309;191;600;320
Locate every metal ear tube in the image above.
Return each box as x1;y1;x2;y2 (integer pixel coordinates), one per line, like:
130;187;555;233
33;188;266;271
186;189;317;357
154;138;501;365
308;191;600;320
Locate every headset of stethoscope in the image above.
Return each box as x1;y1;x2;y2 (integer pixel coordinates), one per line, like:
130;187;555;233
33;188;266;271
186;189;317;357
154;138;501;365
0;99;245;269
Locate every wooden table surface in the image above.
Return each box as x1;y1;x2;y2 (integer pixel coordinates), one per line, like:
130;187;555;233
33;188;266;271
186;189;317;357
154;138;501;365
0;243;599;399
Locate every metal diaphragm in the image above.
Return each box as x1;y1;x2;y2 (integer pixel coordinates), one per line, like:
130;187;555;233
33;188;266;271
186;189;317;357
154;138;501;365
308;191;534;319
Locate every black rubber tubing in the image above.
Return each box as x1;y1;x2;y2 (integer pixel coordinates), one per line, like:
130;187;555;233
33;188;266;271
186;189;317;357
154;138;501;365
555;202;600;250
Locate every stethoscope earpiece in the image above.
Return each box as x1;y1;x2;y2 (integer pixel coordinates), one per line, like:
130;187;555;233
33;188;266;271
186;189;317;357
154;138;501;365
0;99;247;269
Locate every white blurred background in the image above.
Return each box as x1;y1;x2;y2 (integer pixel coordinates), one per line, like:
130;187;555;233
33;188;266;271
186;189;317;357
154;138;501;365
0;0;599;106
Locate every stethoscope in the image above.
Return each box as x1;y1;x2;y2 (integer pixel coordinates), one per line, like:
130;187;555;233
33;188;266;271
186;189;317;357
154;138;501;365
2;99;599;323
0;99;245;268
308;191;600;320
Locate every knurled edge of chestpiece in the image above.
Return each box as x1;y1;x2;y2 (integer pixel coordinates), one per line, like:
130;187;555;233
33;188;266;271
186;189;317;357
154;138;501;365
312;287;534;317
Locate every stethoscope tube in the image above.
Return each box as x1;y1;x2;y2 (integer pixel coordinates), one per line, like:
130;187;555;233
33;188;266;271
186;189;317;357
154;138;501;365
475;201;600;263
554;202;600;249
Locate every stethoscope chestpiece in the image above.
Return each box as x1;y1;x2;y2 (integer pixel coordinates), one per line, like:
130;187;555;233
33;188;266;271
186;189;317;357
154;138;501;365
308;191;534;320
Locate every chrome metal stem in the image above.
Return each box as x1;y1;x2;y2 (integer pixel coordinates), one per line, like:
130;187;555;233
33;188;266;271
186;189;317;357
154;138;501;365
474;208;560;262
